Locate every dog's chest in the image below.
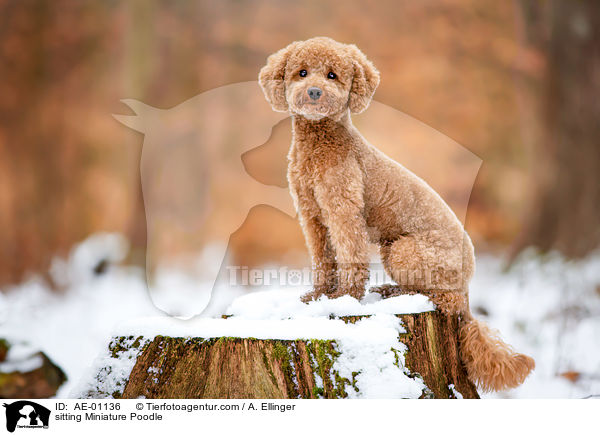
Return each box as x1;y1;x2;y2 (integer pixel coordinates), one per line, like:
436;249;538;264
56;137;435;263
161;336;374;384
288;138;350;179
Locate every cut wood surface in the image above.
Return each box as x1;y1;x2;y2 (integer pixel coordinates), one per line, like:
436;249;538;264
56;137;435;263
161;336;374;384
114;310;478;399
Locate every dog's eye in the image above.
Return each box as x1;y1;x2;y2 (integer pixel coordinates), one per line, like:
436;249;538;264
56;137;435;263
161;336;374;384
299;69;307;77
327;71;337;80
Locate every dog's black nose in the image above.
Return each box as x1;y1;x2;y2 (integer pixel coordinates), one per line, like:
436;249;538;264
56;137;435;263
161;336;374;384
307;87;322;100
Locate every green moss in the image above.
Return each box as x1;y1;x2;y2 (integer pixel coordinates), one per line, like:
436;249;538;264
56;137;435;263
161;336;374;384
338;315;372;324
270;341;297;397
215;336;239;344
272;342;289;362
131;336;144;349
391;347;404;368
333;371;350;397
109;336;136;358
108;335;152;358
305;339;349;398
420;386;435;399
350;371;360;393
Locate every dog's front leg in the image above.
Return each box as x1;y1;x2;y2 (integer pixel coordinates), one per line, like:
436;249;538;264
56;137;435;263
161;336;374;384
299;215;338;302
291;185;338;302
314;162;370;300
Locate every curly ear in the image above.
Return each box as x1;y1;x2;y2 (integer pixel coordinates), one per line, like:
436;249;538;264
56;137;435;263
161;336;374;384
258;42;299;112
348;46;380;114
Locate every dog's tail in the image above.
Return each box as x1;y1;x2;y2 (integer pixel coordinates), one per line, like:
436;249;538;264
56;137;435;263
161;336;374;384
458;309;535;392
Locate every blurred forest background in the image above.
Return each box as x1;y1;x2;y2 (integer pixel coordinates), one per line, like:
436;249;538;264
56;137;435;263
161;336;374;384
0;0;599;287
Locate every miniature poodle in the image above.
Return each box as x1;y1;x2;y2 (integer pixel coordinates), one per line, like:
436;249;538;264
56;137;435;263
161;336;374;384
259;36;534;392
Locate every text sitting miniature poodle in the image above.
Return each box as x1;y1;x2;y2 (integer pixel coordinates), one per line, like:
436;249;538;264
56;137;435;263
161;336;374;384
259;37;534;392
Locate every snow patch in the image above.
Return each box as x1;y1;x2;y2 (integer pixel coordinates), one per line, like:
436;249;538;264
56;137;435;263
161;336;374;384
449;384;463;399
71;336;150;398
226;287;434;319
0;342;44;373
332;314;425;399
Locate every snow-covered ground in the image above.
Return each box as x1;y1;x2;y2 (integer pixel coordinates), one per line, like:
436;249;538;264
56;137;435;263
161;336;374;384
0;233;599;398
470;252;600;399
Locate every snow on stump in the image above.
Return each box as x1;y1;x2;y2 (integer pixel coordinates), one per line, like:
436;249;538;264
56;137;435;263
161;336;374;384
75;289;479;399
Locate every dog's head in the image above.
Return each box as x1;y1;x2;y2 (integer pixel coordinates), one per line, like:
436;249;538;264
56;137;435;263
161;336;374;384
259;37;379;120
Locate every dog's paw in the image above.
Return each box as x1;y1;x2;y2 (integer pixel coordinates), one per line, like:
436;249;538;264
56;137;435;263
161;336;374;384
327;286;366;301
300;290;319;303
300;289;326;303
300;285;336;303
369;284;409;298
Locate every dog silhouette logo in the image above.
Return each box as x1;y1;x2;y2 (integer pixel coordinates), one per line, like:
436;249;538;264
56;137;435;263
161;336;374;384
3;401;50;432
114;82;296;318
114;81;481;317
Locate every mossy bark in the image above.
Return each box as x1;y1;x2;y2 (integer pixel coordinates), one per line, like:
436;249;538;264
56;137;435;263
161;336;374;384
398;311;479;399
122;337;345;399
119;311;478;399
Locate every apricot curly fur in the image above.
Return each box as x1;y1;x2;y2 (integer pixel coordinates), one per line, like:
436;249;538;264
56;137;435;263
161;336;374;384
259;37;535;392
460;318;536;392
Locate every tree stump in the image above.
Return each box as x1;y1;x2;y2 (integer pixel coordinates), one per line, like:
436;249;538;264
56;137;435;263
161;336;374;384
0;339;67;398
81;308;479;399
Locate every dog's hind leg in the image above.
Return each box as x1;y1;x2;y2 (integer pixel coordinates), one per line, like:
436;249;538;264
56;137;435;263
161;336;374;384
381;233;535;390
379;231;473;312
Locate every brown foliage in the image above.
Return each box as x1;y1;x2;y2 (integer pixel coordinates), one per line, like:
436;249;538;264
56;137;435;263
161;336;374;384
1;0;587;286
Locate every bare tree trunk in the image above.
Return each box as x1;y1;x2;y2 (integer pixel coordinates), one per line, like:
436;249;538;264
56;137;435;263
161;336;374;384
512;0;600;259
